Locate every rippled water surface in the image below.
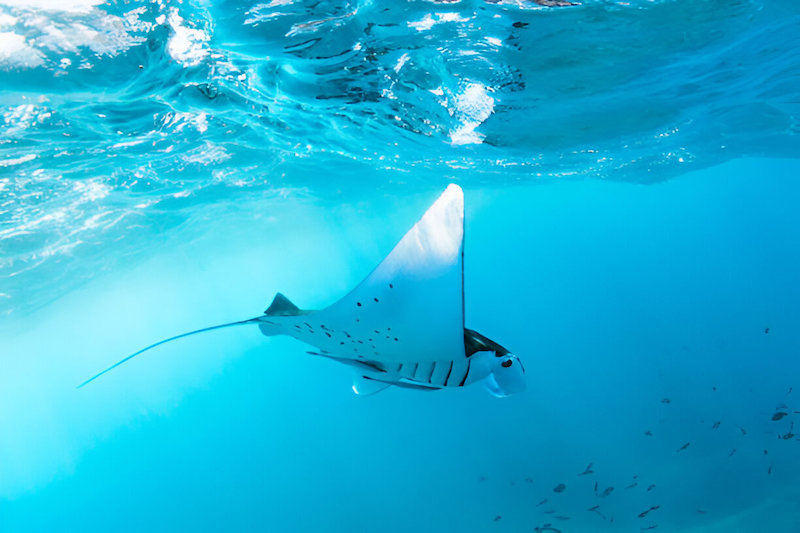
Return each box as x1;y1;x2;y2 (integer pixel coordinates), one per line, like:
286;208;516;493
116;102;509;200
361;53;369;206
2;0;799;316
1;0;800;531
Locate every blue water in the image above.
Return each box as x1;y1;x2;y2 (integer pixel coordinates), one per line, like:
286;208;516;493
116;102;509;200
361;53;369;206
2;0;800;531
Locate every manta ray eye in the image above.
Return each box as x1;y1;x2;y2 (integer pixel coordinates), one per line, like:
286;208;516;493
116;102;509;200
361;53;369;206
501;359;512;368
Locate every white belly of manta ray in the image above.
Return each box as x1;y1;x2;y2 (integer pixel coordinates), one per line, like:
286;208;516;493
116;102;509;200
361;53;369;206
79;184;526;397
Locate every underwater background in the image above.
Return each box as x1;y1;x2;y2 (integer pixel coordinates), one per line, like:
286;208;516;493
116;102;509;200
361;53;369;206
2;0;800;531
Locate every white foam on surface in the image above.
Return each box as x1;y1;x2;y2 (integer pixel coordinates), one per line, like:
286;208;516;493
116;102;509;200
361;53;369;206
0;31;45;68
166;8;210;67
449;83;495;146
0;4;148;69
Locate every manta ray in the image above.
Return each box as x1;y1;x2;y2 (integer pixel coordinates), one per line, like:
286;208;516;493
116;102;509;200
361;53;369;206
80;184;526;396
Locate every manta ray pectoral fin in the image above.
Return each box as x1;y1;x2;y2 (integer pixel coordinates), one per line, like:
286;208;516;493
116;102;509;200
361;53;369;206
351;373;392;396
310;184;467;365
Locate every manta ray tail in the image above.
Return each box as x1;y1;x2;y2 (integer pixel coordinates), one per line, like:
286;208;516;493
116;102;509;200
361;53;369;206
77;317;262;388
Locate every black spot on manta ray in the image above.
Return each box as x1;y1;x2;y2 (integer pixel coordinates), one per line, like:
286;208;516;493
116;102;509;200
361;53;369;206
374;298;379;302
394;338;398;341
340;341;345;345
389;283;393;289
357;302;362;307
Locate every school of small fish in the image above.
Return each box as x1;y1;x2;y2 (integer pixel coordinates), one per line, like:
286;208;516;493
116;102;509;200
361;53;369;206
484;327;795;531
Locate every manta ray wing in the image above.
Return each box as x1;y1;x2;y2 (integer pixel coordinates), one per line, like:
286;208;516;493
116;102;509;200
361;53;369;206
259;184;466;367
81;185;467;389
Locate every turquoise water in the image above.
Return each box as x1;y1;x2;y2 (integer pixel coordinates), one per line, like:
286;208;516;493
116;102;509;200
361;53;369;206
2;0;800;531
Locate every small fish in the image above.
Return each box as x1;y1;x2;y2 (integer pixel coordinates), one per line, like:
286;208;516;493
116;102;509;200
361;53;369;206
765;327;770;334
638;505;660;519
553;483;566;493
493;515;502;522
594;482;598;495
661;398;671;404
544;509;556;514
677;442;691;452
600;486;614;498
525;477;534;484
554;516;570;521
768;464;773;475
641;526;658;531
764;449;769;455
712;386;717;392
712;421;720;429
697;510;706;515
536;499;548;507
626;481;639;489
782;421;795;440
588;505;606;520
772;412;788;421
644;430;653;437
787;387;793;395
729;448;737;457
739;426;747;435
533;526;562;533
578;463;594;476
646;484;656;491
